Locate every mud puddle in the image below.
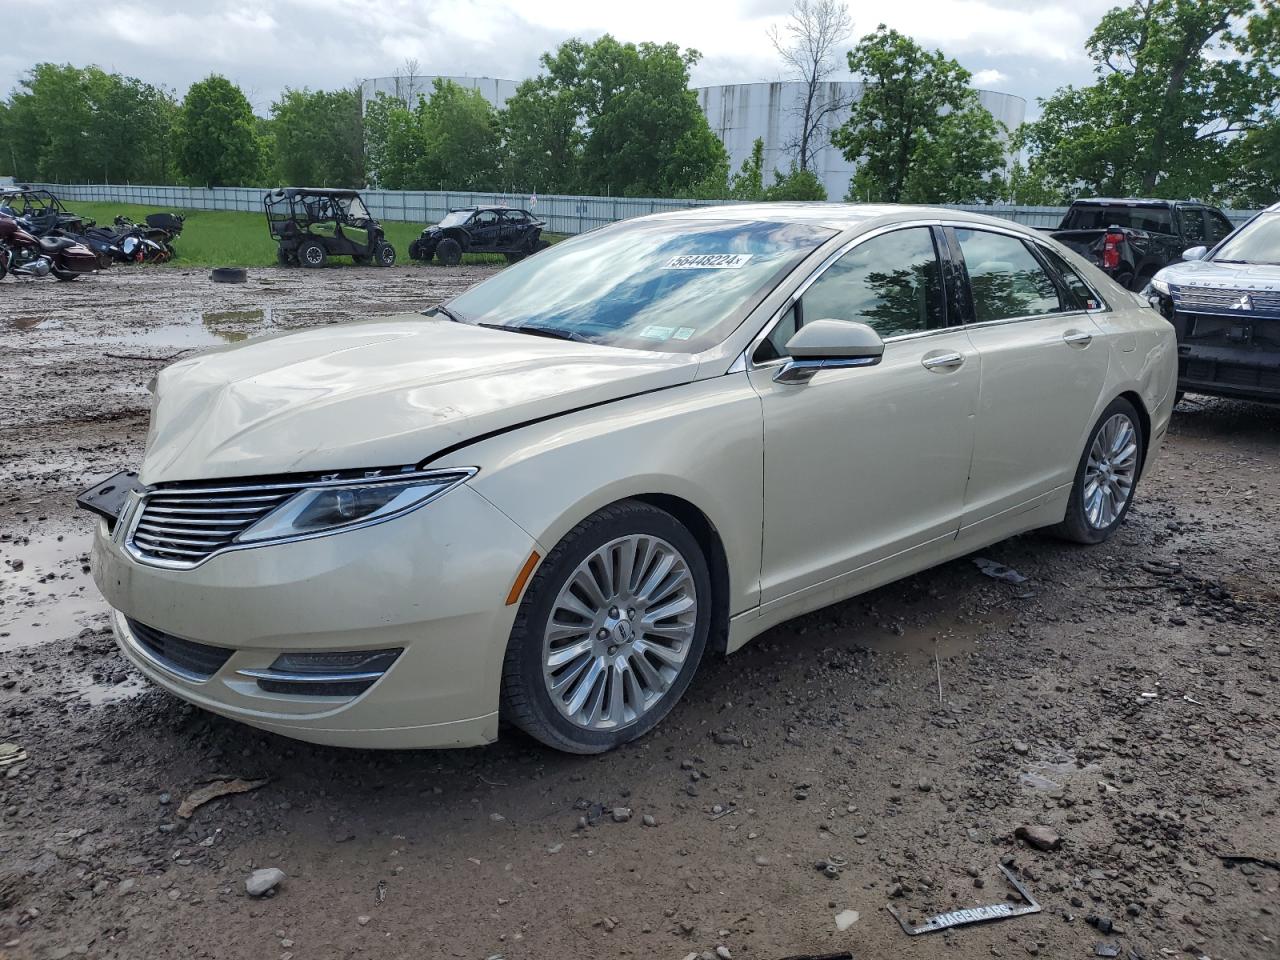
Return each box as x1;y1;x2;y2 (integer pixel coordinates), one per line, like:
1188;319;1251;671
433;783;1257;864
0;530;106;651
843;608;1013;662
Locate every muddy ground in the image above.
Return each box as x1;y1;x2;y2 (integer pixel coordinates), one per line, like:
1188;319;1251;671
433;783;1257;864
0;266;1277;960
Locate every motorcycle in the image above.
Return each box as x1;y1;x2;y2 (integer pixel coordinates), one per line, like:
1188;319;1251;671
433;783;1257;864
113;215;180;263
0;215;99;281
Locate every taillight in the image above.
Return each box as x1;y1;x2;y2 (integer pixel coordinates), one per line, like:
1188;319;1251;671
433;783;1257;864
1102;229;1123;270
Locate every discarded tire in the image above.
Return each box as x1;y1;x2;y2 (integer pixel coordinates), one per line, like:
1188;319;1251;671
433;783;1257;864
210;267;248;284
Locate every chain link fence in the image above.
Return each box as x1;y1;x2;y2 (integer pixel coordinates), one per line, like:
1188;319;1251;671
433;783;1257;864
25;183;1261;235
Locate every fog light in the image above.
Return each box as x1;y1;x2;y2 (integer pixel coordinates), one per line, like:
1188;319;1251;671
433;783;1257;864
237;648;402;697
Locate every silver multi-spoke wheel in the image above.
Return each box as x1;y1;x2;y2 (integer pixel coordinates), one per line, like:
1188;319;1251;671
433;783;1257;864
542;534;698;731
1083;412;1139;529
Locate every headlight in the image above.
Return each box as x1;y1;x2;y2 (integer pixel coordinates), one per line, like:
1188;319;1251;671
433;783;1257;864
1146;275;1170;297
237;470;474;544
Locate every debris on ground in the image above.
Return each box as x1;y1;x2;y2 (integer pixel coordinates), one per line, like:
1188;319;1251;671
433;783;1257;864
833;909;859;931
177;777;269;819
1015;824;1063;851
1094;944;1120;958
1216;851;1280;871
886;863;1041;936
245;867;285;897
0;742;27;767
972;557;1028;584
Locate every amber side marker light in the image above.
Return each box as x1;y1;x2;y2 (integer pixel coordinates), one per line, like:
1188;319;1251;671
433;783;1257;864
505;550;541;605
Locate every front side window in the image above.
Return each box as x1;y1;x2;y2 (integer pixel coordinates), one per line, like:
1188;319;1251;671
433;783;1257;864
444;218;835;353
1181;207;1208;244
955;229;1063;323
1208;211;1235;243
754;227;944;362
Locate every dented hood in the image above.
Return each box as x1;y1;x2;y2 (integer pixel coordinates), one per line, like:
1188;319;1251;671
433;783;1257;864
142;315;699;484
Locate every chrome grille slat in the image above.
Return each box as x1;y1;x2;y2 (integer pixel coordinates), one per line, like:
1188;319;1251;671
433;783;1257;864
129;483;296;565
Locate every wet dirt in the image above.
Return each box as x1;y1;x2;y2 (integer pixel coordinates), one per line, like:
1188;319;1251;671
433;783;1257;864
0;267;1277;960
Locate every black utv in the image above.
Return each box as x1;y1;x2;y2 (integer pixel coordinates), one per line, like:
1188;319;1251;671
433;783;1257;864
265;188;396;268
408;206;548;265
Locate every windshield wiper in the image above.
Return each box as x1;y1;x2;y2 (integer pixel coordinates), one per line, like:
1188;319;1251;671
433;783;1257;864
478;322;589;343
429;304;466;323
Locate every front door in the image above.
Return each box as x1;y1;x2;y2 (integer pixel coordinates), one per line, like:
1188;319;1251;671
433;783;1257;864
947;226;1112;525
749;226;980;606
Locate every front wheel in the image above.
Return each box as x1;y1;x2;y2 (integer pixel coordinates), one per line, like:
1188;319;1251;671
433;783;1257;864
374;240;396;266
435;237;462;266
1051;397;1144;544
500;501;711;754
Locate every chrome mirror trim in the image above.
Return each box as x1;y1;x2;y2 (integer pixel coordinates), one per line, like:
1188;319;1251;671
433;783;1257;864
773;355;881;384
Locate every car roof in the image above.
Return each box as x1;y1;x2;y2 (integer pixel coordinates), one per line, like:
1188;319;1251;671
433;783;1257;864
642;201;1039;234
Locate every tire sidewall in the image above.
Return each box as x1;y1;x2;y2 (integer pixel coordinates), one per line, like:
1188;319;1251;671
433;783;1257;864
299;241;326;268
504;503;711;753
1064;397;1145;544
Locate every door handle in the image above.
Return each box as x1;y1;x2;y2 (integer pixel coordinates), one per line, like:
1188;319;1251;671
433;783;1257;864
921;351;965;371
1063;330;1093;346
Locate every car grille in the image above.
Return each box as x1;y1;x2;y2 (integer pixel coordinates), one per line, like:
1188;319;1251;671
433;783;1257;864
128;618;234;680
1172;286;1280;317
129;481;306;566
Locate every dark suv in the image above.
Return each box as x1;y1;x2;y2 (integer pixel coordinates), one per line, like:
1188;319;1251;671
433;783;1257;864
408;206;548;265
1147;202;1280;404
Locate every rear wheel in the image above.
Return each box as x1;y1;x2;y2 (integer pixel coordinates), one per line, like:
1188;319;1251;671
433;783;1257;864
0;248;9;281
1051;397;1144;544
435;237;462;266
500;501;710;754
298;240;327;269
374;240;396;267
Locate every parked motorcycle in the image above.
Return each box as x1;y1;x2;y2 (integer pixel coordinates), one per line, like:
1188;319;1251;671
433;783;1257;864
114;214;182;262
0;215;99;281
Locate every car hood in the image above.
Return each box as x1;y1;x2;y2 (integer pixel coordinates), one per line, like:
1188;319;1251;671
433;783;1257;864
1155;258;1280;289
141;316;700;484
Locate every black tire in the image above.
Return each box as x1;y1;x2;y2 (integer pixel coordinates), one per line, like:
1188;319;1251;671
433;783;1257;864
210;266;248;284
1051;396;1145;545
297;240;327;269
374;240;396;267
500;500;711;754
51;267;81;281
408;239;424;261
0;249;9;282
435;237;462;266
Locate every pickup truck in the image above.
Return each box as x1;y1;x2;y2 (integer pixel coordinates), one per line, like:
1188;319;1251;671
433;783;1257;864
1047;198;1237;292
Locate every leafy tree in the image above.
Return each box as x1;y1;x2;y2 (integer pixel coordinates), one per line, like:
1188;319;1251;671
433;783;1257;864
726;137;828;201
175;75;265;186
271;87;364;187
769;0;853;172
728;138;767;200
1019;0;1280;201
499;36;729;197
2;63;177;183
832;25;1007;204
1002;159;1070;205
363;81;500;191
765;167;828;201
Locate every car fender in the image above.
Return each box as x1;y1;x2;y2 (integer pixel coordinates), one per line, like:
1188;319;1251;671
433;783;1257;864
430;374;765;621
1086;306;1177;458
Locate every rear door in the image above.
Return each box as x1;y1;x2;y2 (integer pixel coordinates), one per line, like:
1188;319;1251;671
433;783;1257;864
947;225;1112;527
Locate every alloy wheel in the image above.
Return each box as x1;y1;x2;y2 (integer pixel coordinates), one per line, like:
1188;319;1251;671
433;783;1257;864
1083;412;1139;528
541;534;698;731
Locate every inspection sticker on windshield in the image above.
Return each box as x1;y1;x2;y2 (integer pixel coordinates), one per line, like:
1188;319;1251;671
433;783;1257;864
663;253;753;270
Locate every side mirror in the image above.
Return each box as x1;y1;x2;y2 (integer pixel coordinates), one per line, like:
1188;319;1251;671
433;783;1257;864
1182;245;1208;261
775;319;885;384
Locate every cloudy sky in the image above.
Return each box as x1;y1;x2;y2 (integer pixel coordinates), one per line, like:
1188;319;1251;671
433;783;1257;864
1;0;1119;114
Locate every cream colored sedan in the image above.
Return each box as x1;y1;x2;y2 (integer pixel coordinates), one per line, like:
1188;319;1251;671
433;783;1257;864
82;204;1177;753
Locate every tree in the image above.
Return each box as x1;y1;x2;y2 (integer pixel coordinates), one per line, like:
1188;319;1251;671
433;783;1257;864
726;137;828;201
175;75;265;186
498;36;729;197
769;0;853;172
363;80;500;191
832;26;1007;204
765;167;828;201
1018;0;1280;201
272;87;364;187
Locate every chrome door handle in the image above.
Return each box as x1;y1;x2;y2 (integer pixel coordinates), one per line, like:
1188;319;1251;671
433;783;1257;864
1063;330;1093;346
921;352;964;371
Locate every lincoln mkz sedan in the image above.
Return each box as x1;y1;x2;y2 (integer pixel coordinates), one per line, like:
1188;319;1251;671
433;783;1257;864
81;204;1177;754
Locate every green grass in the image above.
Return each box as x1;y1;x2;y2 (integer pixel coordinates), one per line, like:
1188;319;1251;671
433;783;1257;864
69;201;559;268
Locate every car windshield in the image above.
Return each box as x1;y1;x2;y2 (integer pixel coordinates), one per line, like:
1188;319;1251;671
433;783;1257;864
1062;205;1173;233
439;210;473;228
1213;212;1280;265
442;218;836;352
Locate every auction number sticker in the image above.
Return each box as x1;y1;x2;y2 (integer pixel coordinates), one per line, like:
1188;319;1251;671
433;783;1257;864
663;253;753;270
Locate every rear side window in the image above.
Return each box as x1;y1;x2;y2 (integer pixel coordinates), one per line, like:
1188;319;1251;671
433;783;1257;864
1038;246;1105;311
1207;210;1235;243
1181;208;1209;244
954;229;1063;323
